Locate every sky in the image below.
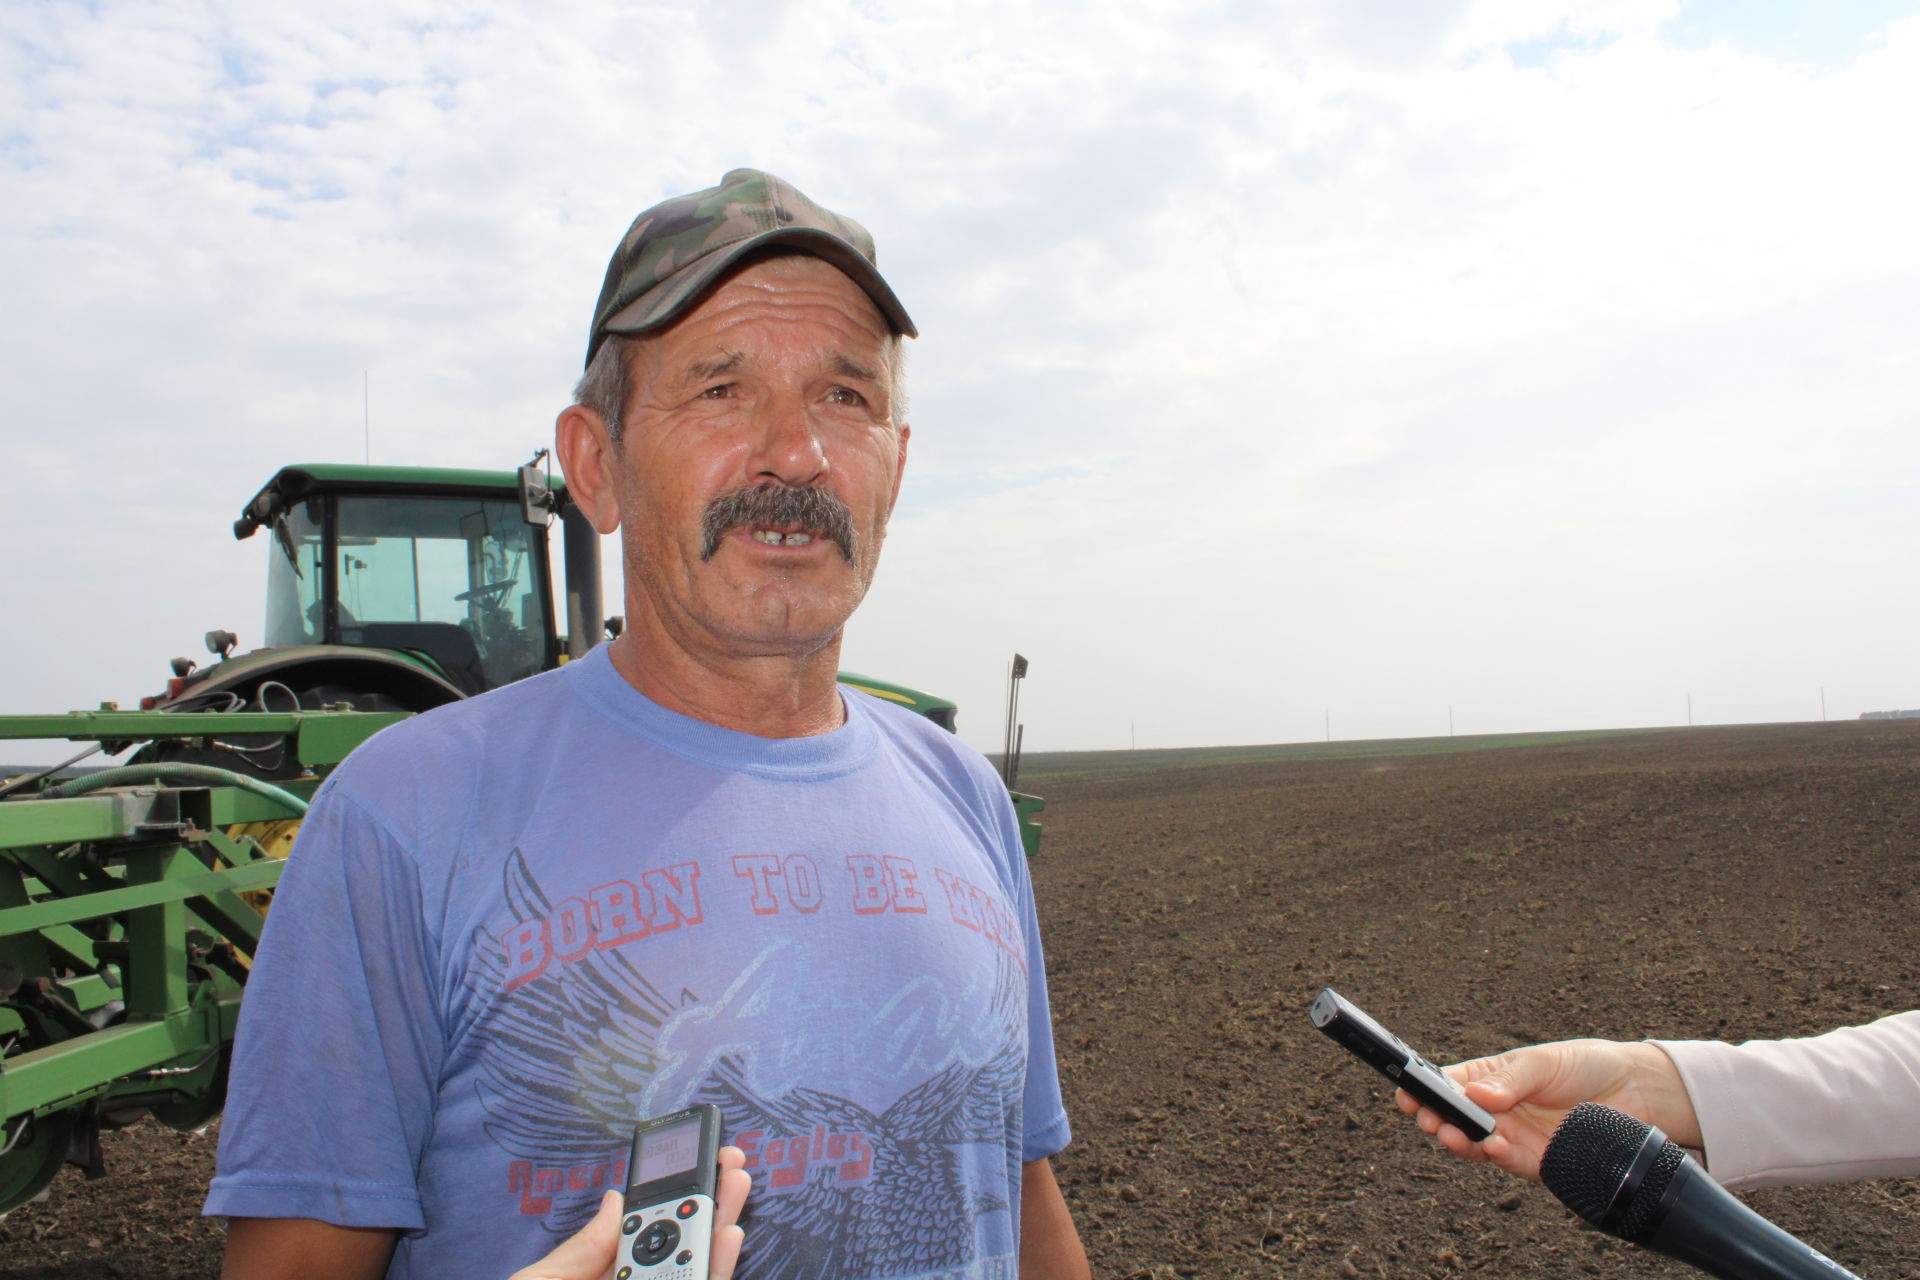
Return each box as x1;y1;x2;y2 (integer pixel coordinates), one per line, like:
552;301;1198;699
3;0;1917;763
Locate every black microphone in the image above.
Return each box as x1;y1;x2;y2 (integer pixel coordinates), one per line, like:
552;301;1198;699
1540;1102;1860;1280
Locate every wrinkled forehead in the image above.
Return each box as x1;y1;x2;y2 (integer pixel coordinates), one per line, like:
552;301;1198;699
643;252;896;367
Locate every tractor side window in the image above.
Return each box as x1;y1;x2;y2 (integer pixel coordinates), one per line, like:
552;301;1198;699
263;499;326;648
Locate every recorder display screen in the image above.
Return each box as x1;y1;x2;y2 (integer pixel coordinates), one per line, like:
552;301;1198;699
634;1115;702;1185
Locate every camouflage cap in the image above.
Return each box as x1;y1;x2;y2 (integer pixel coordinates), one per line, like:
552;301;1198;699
585;168;917;367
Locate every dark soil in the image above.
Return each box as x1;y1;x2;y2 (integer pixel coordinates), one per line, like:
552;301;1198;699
1037;719;1920;1280
4;719;1917;1279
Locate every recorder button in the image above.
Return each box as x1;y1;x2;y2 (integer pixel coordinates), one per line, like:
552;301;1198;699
677;1199;697;1219
638;1220;680;1264
623;1214;643;1235
617;1268;632;1280
677;1250;693;1265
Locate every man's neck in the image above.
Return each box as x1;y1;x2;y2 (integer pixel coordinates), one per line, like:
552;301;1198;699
603;629;847;738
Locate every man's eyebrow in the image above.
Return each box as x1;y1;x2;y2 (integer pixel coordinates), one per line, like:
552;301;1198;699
831;354;880;383
683;351;743;383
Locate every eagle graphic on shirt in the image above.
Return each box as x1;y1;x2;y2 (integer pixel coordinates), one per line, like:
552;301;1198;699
465;848;1028;1279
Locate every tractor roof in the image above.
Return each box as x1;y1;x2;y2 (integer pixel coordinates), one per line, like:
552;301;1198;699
233;463;568;540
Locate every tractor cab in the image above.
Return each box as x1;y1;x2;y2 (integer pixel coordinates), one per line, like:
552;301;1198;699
251;466;558;693
152;462;605;718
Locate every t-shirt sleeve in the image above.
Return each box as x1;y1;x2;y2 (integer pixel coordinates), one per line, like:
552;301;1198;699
204;779;446;1229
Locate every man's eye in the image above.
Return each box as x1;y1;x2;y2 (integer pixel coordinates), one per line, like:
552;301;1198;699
825;386;865;406
698;384;733;400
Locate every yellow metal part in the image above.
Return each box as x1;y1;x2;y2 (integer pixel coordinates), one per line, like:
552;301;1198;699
226;818;302;916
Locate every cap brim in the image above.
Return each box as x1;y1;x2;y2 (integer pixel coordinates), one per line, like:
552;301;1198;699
599;227;917;348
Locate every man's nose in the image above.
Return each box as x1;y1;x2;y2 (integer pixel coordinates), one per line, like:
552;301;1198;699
747;394;829;487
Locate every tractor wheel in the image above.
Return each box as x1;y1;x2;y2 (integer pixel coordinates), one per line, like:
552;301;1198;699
148;1034;232;1134
0;1106;78;1215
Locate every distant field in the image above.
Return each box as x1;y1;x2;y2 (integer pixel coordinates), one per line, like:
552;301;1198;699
9;728;1694;788
4;727;1687;787
1006;725;1685;781
16;725;1752;790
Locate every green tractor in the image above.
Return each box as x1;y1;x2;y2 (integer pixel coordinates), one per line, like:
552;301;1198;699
0;458;1038;1214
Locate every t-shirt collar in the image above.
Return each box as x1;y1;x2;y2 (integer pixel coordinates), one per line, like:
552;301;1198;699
568;643;879;779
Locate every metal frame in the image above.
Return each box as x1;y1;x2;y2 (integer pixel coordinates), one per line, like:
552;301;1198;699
0;709;397;1211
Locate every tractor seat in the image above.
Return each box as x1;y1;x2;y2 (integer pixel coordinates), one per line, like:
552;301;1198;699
343;622;489;695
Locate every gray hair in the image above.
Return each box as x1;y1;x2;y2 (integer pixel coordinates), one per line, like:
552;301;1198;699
572;324;909;445
573;333;635;442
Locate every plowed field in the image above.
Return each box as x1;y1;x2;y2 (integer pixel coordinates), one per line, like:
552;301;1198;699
5;719;1917;1279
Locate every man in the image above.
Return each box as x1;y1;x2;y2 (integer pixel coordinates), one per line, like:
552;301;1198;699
207;169;1090;1280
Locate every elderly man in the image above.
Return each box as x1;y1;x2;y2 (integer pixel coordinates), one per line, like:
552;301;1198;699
208;170;1088;1280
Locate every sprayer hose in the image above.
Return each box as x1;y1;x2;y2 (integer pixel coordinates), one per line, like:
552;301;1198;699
39;764;310;815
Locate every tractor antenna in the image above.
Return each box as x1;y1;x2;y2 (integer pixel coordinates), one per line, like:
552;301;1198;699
1001;653;1029;789
363;369;371;463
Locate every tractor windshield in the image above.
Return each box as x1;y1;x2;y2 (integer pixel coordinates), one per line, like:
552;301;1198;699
264;493;551;692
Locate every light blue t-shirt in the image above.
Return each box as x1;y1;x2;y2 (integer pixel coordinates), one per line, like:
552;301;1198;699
206;646;1069;1280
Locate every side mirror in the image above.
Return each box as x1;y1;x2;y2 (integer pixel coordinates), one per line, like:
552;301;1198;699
519;453;556;526
205;630;238;659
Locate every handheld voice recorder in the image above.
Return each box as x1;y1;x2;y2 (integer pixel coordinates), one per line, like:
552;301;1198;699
614;1103;723;1280
1309;987;1495;1142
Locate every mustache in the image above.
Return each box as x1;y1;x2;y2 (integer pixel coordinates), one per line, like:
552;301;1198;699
700;484;858;565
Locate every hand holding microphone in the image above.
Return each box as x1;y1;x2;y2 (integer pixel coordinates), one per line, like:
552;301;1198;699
1318;997;1896;1277
1540;1103;1859;1280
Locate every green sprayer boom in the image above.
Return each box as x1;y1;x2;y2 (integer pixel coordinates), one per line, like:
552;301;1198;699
0;709;400;1212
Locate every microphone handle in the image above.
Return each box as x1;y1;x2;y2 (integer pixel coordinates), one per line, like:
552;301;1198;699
1648;1164;1862;1280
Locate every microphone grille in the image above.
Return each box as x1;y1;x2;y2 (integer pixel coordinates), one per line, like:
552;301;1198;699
1541;1102;1689;1243
1616;1140;1685;1242
1539;1102;1655;1226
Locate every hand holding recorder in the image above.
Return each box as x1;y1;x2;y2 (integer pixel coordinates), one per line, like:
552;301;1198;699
1394;1038;1701;1181
1309;989;1495;1142
507;1107;748;1280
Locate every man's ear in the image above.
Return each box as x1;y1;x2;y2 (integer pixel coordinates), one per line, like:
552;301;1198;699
555;403;622;535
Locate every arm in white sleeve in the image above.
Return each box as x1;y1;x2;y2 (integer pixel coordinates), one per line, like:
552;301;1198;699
1652;1010;1920;1190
